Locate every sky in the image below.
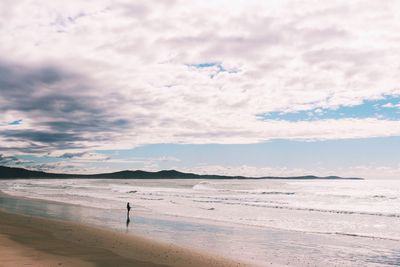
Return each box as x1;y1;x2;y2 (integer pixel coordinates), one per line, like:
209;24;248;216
0;0;400;178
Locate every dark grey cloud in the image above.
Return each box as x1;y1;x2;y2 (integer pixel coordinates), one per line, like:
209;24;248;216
45;118;130;133
2;130;84;143
0;61;101;116
0;60;137;154
58;152;87;158
0;62;67;92
0;141;57;154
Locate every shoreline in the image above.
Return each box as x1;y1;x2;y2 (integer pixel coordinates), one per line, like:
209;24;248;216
0;208;251;267
4;188;399;243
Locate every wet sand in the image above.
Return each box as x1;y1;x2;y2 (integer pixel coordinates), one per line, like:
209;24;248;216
0;209;249;267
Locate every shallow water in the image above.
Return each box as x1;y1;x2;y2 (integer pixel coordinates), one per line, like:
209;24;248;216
2;179;400;240
1;179;400;266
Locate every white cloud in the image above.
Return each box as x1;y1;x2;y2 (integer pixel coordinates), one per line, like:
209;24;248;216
382;103;400;108
0;0;400;155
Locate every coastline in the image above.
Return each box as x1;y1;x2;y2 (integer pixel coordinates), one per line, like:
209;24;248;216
0;208;250;267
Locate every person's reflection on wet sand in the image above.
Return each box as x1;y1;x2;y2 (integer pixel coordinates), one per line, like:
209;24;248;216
125;212;131;232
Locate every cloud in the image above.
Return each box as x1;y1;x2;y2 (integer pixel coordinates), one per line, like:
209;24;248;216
156;156;180;162
0;154;20;165
0;119;23;127
31;161;98;174
382;103;400;108
0;0;400;160
0;154;33;166
57;152;88;159
56;151;111;161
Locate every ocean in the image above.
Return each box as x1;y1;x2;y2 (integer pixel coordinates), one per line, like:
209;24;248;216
1;178;400;266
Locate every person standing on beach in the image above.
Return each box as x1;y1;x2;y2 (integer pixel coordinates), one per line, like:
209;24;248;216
126;202;131;229
127;202;131;217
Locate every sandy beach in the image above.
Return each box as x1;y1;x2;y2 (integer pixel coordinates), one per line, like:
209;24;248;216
0;209;249;267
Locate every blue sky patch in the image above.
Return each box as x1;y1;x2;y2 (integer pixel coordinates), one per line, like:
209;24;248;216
188;62;240;78
98;136;400;171
191;62;221;68
258;95;400;122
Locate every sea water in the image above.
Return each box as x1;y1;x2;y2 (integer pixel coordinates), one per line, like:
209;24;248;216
1;178;400;266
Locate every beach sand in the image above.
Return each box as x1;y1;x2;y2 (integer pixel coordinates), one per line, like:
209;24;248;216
0;209;249;267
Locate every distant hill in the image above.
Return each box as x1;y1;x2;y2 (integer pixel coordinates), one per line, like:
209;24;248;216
0;166;363;180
